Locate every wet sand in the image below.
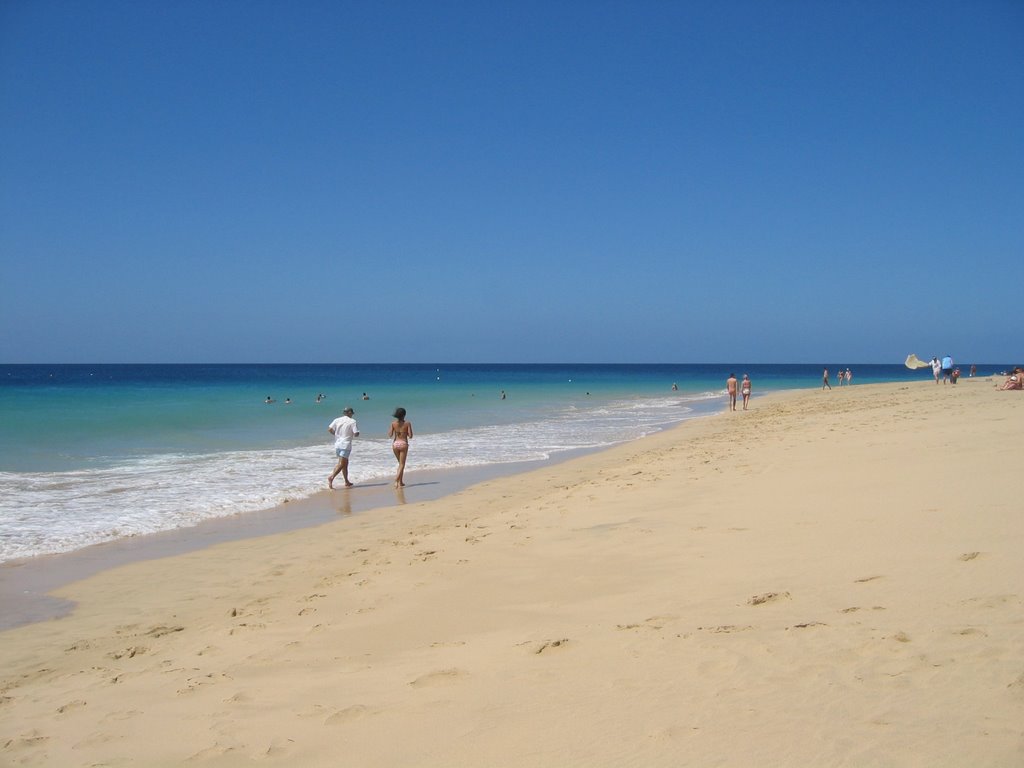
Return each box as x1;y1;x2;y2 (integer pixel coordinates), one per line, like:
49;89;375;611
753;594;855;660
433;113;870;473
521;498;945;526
0;452;602;630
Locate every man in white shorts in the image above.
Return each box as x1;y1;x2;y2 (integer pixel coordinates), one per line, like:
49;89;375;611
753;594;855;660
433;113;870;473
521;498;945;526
328;407;360;489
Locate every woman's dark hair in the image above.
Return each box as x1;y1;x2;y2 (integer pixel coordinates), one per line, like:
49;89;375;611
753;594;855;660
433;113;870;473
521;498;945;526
393;407;406;420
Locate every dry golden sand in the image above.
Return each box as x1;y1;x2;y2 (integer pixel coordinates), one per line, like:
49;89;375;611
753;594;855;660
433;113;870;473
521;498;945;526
2;379;1022;767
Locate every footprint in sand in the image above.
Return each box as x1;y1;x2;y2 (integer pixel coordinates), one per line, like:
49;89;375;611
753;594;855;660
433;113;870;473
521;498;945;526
145;625;185;638
177;672;232;695
959;551;981;561
107;646;147;660
186;743;239;761
71;731;118;749
100;709;142;723
408;668;468;688
962;594;1019;609
616;615;677;631
698;625;754;634
263;738;293;757
6;731;48;750
1008;672;1024;698
324;704;375;725
854;575;884;583
533;639;570;654
748;592;790;606
229;622;266;635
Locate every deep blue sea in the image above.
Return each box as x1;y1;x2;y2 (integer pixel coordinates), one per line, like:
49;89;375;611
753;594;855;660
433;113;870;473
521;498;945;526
0;363;969;562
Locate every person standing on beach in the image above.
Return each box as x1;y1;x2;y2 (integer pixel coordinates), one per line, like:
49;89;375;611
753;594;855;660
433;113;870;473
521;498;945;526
941;355;954;384
741;374;752;410
327;407;359;489
822;368;832;390
726;373;738;411
388;407;413;488
845;368;852;384
931;357;942;383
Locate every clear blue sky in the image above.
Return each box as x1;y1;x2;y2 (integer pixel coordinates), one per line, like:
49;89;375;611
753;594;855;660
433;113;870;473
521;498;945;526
2;1;1021;364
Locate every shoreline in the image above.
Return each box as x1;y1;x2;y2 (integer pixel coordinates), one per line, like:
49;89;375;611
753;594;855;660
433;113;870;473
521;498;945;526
2;378;1020;766
0;450;607;631
0;403;721;631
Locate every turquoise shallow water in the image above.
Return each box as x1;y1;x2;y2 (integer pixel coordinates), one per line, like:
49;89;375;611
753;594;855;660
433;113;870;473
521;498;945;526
0;362;984;561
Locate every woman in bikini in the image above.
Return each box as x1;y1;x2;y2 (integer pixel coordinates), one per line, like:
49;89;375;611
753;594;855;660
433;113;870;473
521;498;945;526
388;407;413;488
741;374;752;410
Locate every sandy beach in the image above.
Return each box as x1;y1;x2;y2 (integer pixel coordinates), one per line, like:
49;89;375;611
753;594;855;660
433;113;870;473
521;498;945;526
1;379;1021;767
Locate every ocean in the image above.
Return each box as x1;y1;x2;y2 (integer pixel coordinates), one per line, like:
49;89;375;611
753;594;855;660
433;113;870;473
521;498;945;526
0;363;956;563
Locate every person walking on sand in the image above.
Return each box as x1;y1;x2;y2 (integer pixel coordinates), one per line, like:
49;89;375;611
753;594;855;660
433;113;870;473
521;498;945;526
931;357;942;384
327;407;359;489
726;373;738;411
741;373;752;410
822;367;832;390
388;407;413;488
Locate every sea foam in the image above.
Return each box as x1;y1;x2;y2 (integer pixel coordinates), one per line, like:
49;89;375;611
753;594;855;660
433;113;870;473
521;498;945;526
0;394;712;561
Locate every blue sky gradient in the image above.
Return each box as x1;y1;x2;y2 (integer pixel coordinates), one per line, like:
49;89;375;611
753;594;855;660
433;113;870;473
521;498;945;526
2;1;1021;363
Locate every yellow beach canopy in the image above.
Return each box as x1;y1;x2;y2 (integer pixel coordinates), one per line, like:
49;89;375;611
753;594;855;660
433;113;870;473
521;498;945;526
904;354;930;370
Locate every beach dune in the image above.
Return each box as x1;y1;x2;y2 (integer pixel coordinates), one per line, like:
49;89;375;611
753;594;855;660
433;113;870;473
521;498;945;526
1;380;1022;766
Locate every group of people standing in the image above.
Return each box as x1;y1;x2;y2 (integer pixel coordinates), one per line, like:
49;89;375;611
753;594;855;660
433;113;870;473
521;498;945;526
821;367;853;390
930;356;960;384
327;406;413;490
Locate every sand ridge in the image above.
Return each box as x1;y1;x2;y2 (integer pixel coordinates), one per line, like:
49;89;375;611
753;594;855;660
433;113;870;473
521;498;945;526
1;379;1022;766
